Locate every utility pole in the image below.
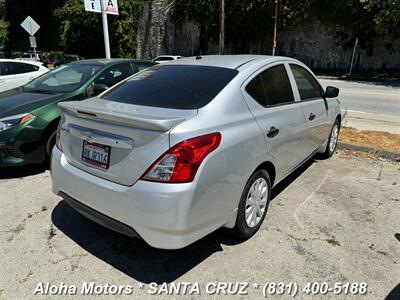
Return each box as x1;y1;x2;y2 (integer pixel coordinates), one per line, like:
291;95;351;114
101;0;111;59
219;0;225;55
348;37;358;79
272;0;278;56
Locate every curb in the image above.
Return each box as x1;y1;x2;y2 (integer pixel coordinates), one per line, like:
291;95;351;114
337;141;400;161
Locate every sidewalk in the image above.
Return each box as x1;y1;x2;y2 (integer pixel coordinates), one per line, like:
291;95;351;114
343;110;400;134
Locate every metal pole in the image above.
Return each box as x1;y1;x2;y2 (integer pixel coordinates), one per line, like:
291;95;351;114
272;0;278;56
348;37;358;79
31;36;37;60
219;0;225;55
101;0;111;59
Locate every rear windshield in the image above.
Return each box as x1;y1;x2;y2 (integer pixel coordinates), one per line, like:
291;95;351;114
101;65;238;109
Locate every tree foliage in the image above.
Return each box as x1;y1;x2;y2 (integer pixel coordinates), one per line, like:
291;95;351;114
0;0;8;51
361;0;400;39
55;0;143;58
166;0;400;53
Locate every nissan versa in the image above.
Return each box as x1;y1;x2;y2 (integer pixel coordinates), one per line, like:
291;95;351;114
0;59;156;167
51;55;341;249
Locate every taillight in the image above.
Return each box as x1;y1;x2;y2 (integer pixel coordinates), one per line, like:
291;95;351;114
141;132;222;183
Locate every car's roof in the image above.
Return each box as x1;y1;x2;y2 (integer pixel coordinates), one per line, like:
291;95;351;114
71;58;154;66
154;55;182;58
0;58;44;66
165;55;297;70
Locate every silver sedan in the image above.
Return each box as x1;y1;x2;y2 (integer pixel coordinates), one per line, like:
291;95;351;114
51;55;342;249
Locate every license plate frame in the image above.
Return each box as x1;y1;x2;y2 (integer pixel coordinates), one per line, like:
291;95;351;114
81;140;111;170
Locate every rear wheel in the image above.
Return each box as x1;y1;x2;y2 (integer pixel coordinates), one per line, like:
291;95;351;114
233;169;271;239
45;130;57;163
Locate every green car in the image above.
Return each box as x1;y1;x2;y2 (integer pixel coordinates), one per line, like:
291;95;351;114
0;59;156;167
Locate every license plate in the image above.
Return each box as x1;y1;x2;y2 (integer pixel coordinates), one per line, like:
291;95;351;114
82;141;111;169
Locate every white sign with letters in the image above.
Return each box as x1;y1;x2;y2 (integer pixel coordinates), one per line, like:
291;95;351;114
84;0;101;13
103;0;119;15
83;0;118;15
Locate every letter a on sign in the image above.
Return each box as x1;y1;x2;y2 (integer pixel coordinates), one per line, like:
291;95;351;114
103;0;119;15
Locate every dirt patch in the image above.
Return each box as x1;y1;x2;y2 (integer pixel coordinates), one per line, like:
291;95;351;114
339;127;400;152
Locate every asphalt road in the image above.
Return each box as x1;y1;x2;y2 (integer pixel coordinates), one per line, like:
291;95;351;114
319;79;400;133
1;152;399;299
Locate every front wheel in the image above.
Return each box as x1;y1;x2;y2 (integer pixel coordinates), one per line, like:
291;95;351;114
320;119;340;159
233;169;271;239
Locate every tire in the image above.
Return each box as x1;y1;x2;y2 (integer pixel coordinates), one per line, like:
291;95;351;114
320;119;340;159
233;169;271;239
45;130;57;163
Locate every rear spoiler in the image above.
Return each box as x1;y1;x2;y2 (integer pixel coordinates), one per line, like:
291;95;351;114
58;100;196;132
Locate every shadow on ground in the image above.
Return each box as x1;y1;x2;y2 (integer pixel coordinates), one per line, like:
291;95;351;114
51;157;316;283
386;283;400;300
52;201;243;283
0;163;47;179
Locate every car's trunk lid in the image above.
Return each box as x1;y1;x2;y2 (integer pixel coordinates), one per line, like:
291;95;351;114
58;98;197;186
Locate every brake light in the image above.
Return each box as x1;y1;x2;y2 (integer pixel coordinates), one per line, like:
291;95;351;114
141;132;222;183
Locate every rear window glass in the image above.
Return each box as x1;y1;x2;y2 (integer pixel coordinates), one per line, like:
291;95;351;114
102;65;238;109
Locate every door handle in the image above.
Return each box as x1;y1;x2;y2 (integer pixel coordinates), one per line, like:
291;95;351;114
266;126;279;138
309;113;316;121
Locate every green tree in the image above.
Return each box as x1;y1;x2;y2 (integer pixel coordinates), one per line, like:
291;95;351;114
55;0;144;58
361;0;400;39
0;0;8;52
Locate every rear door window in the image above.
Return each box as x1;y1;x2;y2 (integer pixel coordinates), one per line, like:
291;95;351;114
290;64;323;100
245;75;267;106
246;64;294;107
2;62;28;75
102;65;238;109
24;64;39;72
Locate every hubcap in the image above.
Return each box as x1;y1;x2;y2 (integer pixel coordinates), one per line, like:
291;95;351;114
245;178;268;228
329;124;338;153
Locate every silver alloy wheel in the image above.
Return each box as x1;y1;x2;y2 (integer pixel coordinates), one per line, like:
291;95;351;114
245;177;268;228
329;124;339;153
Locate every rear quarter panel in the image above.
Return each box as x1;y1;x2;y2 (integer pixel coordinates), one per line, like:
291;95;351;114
169;82;274;230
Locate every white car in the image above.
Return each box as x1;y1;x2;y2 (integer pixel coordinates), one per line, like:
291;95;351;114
17;52;42;61
152;55;184;63
51;55;342;249
0;59;48;92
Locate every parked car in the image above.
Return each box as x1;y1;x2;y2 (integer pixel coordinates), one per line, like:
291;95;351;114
53;55;83;68
0;58;157;167
17;51;42;61
51;55;342;249
0;59;48;92
152;55;184;63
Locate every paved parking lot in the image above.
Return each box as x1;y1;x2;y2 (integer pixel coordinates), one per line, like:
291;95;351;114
1;152;399;299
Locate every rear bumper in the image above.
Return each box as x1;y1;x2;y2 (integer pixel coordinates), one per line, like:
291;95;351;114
59;192;141;239
51;147;226;249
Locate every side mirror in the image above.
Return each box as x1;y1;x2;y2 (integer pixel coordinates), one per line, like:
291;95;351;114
325;86;339;98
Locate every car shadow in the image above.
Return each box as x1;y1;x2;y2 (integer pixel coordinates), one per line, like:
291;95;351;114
0;163;47;179
271;157;315;200
51;157;317;283
51;200;244;283
385;283;400;300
